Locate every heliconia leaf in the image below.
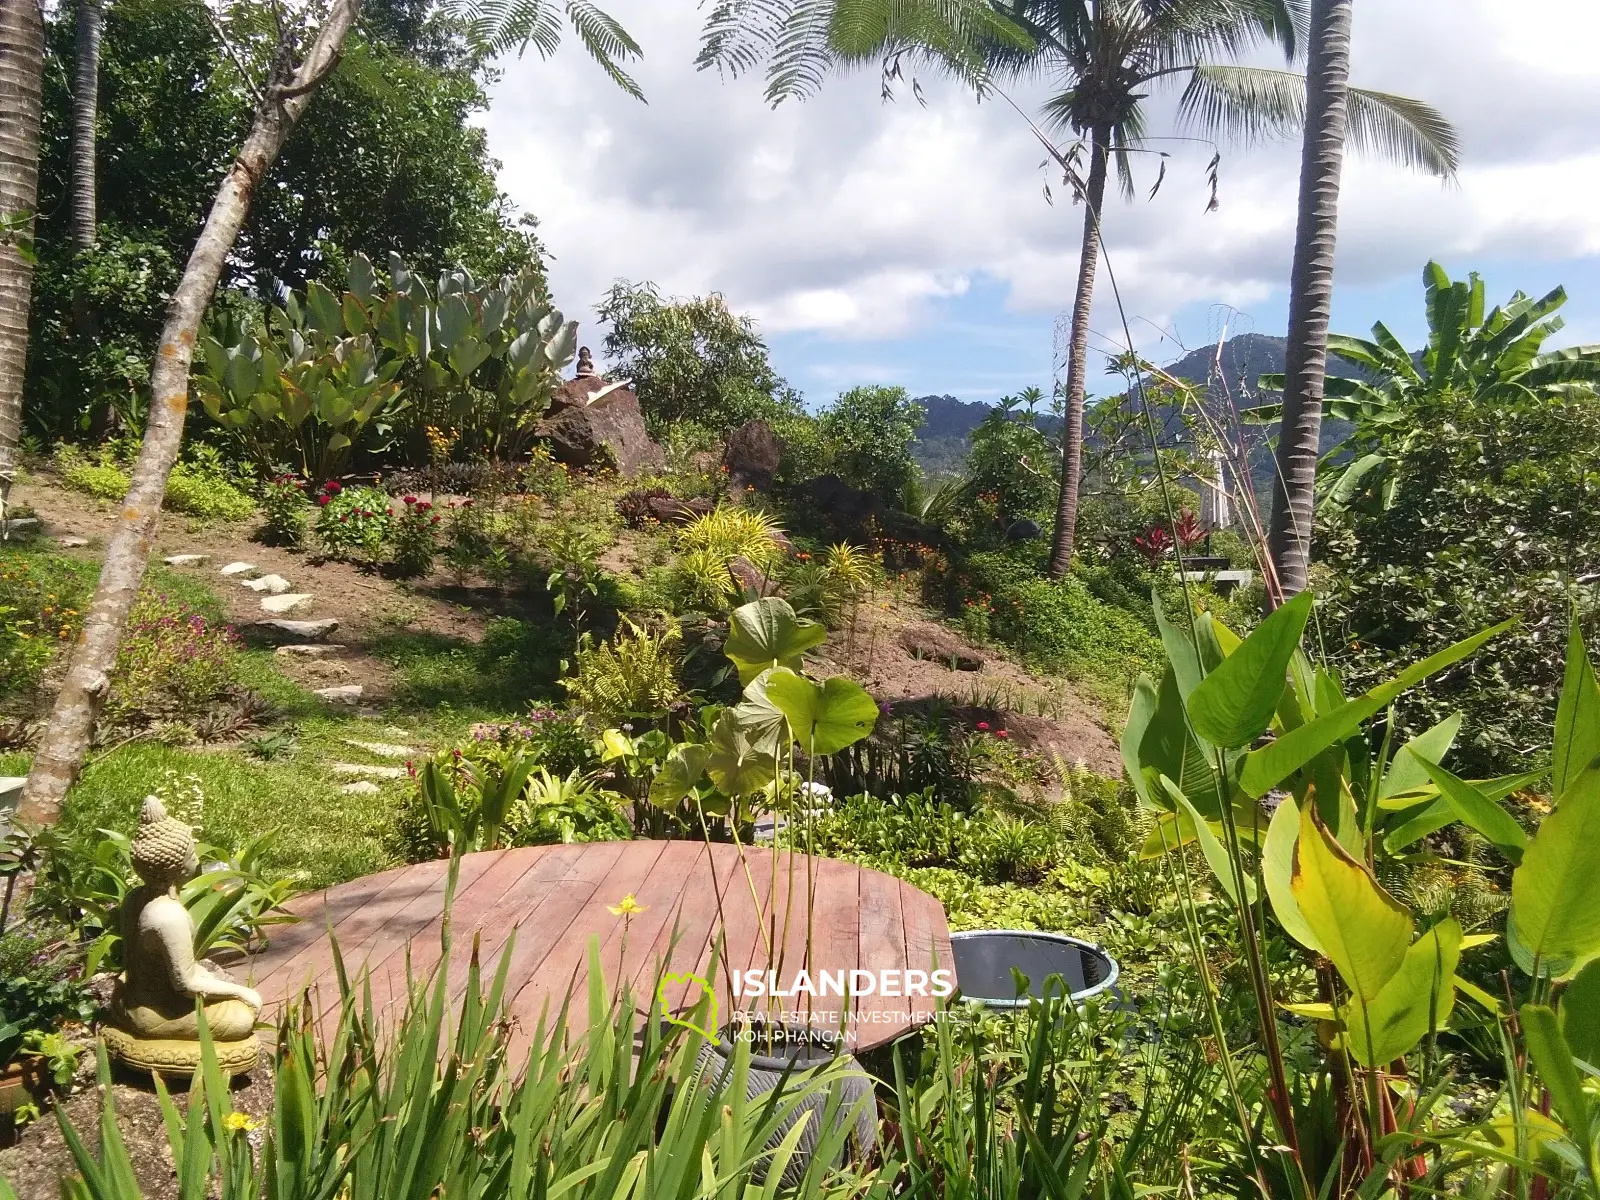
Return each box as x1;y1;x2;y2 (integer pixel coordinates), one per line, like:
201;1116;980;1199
1416;756;1528;863
1379;713;1463;802
1263;795;1322;953
1241;620;1514;798
1552;620;1600;801
763;669;877;757
1187;590;1312;750
1291;803;1413;1001
1560;956;1600;1068
1520;1004;1593;1146
304;280;344;337
1509;763;1600;978
346;252;376;302
1343;919;1460;1067
1161;776;1254;906
1136;667;1229;820
1121;675;1160;811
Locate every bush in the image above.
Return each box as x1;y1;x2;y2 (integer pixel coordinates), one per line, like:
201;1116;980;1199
104;594;243;726
256;473;311;547
990;575;1160;684
815;385;925;506
53;443;128;500
314;480;392;566
390;494;441;577
163;446;256;521
562;617;682;722
0;555;88;700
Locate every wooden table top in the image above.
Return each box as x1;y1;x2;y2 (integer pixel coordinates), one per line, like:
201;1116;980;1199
245;841;954;1054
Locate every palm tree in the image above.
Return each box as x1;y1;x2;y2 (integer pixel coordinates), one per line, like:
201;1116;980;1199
0;0;46;528
698;0;1457;578
71;0;102;250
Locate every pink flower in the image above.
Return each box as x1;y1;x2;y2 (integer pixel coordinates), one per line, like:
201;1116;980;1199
976;721;990;731
996;730;1009;740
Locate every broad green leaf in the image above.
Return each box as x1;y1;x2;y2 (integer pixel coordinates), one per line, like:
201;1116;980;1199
1121;674;1160;810
723;598;827;685
1343;919;1460;1067
763;669;877;757
705;710;775;798
1241;620;1514;798
1379;713;1463;802
1136;667;1229;819
1510;763;1600;977
1552;621;1600;800
1161;776;1255;906
649;744;708;809
1520;1004;1593;1146
304;280;344;336
730;671;790;757
1263;795;1322;953
1417;757;1529;863
599;729;635;762
1187;590;1312;749
1561;957;1600;1067
1382;798;1457;855
1292;803;1413;1000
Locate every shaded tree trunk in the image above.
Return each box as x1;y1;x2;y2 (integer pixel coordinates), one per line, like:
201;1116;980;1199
1047;122;1109;580
18;0;363;825
71;0;102;250
1265;0;1352;605
0;0;46;525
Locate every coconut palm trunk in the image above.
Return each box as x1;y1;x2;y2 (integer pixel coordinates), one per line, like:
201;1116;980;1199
0;0;46;526
1046;121;1110;579
18;0;364;824
1265;0;1352;604
70;0;102;250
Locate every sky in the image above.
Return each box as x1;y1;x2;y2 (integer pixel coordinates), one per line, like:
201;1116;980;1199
479;0;1600;409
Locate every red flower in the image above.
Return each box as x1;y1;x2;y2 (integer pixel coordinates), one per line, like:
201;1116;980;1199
322;480;342;494
403;495;417;505
317;495;331;506
462;498;474;508
996;730;1010;739
430;515;441;524
976;721;990;731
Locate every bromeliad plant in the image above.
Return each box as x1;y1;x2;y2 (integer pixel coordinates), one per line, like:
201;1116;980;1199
1125;588;1600;1197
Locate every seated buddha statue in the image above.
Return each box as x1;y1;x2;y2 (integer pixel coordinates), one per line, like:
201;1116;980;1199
102;797;262;1075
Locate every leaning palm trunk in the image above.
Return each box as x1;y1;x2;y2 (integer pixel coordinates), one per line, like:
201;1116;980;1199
18;0;364;824
0;0;46;528
1046;122;1110;579
70;0;102;249
1265;0;1352;604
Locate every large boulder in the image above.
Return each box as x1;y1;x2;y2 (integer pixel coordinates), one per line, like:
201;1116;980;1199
722;419;782;492
537;386;664;476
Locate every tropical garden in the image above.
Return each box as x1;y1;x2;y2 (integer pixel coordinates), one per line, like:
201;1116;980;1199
0;0;1598;1198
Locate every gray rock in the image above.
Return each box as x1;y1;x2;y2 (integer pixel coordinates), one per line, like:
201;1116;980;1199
274;643;337;659
330;762;407;779
164;553;209;566
0;776;24;810
242;574;293;595
219;561;258;577
1005;518;1042;542
260;593;313;615
339;781;382;796
722;419;782;492
1;517;39;537
59;535;90;548
249;618;339;643
342;739;416;759
315;684;364;705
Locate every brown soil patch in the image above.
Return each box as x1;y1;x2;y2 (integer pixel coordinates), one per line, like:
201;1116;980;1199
12;475;496;703
813;599;1121;775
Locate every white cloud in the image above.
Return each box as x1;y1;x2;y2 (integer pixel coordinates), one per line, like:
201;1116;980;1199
480;0;1600;360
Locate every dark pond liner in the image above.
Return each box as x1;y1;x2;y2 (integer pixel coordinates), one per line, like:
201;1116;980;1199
950;929;1120;1009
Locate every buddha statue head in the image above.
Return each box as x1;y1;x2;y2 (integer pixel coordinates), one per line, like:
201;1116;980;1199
131;796;198;892
575;346;597;378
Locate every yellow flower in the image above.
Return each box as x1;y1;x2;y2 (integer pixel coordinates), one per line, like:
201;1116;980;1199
222;1112;262;1133
608;893;646;917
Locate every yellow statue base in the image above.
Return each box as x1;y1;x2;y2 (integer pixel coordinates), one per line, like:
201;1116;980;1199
101;1023;260;1077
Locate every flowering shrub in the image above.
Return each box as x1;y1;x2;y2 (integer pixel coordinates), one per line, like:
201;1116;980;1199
314;482;392;566
105;594;242;725
257;473;310;548
390;495;441;577
0;557;87;698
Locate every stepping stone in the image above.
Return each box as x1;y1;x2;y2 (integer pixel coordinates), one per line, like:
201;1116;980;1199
1;517;39;537
274;643;338;659
339;781;382;796
60;536;89;548
242;574;293;595
260;593;313;615
342;739;415;759
250;618;339;643
330;762;407;779
164;553;208;567
219;561;258;577
315;684;363;705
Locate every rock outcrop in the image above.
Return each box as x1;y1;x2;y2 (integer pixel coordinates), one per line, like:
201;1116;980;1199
722;419;782;491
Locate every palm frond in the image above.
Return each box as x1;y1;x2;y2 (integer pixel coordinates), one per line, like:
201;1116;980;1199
1175;64;1302;145
1346;87;1458;177
1142;0;1294;73
565;1;645;101
443;0;643;100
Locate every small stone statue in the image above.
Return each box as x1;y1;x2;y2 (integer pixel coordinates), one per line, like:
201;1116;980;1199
574;346;597;377
101;798;262;1076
